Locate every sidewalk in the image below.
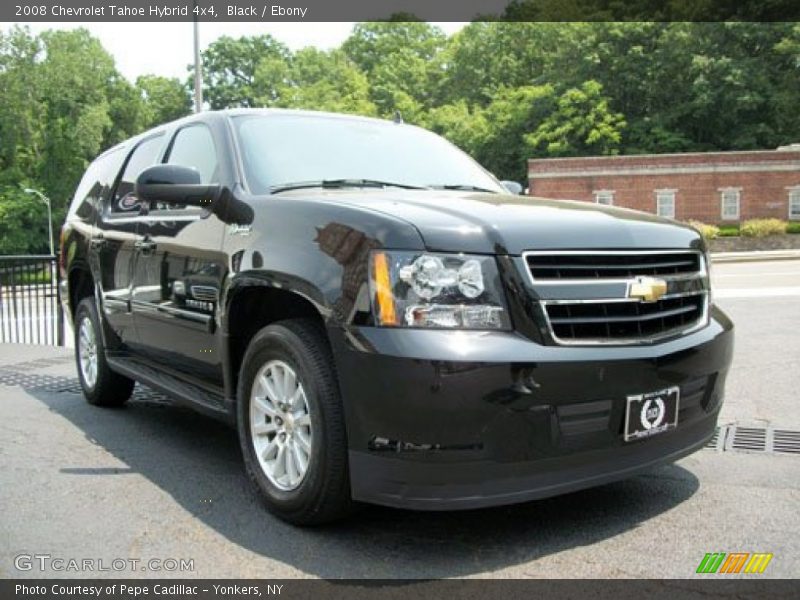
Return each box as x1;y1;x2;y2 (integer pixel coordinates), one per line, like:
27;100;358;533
710;249;800;264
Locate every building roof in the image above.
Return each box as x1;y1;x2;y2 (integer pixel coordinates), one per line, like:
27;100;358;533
528;148;800;179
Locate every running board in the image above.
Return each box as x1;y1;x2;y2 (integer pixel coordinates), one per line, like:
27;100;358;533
106;356;233;424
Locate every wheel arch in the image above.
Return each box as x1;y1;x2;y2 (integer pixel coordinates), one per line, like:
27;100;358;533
67;261;95;319
223;273;333;403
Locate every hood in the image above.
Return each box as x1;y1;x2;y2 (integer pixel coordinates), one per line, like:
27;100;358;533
282;189;704;255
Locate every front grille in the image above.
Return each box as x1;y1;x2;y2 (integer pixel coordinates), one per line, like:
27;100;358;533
544;293;705;343
190;285;217;302
526;251;701;280
524;249;709;345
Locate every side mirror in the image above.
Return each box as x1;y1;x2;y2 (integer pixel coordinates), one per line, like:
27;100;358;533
135;165;221;209
500;180;524;195
135;164;254;225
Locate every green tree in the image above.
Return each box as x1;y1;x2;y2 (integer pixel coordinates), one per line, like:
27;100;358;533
0;27;144;253
475;85;557;182
137;75;192;128
256;48;377;115
424;101;490;161
438;23;586;106
199;34;290;109
342;22;446;116
525;80;625;157
36;29;120;222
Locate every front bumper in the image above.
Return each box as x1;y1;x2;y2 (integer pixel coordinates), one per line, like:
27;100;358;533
329;306;733;510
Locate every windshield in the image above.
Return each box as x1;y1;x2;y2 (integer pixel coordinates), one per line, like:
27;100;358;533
232;113;505;195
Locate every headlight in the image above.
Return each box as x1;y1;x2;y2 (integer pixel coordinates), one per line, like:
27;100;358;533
369;251;510;330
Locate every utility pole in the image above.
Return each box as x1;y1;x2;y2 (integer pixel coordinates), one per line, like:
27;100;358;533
193;2;203;113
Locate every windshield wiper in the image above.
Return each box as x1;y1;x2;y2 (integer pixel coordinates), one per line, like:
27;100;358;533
270;179;427;194
429;184;500;194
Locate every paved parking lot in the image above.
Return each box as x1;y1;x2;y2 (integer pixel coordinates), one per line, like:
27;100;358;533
0;259;798;579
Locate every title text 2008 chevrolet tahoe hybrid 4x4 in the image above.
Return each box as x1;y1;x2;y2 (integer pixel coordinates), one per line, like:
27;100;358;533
61;109;733;524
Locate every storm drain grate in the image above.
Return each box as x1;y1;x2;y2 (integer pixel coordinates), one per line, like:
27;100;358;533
704;427;724;452
729;426;768;452
773;429;800;455
706;425;800;456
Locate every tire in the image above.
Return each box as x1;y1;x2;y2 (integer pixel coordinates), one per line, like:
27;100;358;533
74;297;134;407
237;318;352;525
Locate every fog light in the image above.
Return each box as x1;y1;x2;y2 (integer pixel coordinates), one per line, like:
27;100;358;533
405;304;505;328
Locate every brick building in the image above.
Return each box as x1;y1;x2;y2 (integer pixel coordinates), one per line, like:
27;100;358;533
527;147;800;224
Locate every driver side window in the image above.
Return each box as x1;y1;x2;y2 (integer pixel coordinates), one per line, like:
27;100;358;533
154;124;219;212
166;125;219;183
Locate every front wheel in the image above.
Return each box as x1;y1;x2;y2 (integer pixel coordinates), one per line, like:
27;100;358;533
237;319;352;525
75;297;134;407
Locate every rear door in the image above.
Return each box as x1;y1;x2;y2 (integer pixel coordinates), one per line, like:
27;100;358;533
94;134;165;351
130;122;228;387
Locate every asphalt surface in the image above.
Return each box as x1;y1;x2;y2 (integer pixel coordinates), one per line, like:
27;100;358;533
0;259;798;579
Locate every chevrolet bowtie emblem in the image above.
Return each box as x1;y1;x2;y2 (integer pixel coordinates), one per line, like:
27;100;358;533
628;276;668;302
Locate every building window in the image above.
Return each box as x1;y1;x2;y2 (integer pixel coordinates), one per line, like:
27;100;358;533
720;189;741;221
656;190;676;219
594;190;614;206
789;188;800;220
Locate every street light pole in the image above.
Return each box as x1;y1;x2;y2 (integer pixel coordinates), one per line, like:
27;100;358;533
23;188;54;256
193;1;203;113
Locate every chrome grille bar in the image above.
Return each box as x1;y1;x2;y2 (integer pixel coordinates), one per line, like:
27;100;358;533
524;249;704;283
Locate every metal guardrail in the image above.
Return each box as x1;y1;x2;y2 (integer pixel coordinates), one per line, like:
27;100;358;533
0;255;64;346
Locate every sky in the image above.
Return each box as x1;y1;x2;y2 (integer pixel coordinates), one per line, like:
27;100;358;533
2;22;467;82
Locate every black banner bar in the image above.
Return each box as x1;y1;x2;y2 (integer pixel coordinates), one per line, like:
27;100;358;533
2;579;798;600
3;0;800;22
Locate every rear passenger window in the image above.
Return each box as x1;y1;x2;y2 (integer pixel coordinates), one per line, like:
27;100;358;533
165;125;219;185
70;148;125;220
112;135;165;214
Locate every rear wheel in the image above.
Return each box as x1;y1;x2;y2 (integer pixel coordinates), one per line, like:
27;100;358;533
75;297;134;407
237;318;352;525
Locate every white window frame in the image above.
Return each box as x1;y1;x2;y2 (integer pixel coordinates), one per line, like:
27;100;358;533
655;189;676;219
788;186;800;220
720;188;741;221
593;190;614;206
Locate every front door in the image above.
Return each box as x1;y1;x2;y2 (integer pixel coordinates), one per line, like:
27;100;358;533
131;123;227;388
95;134;165;350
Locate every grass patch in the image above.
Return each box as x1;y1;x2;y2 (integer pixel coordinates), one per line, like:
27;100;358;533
717;224;741;237
0;267;53;286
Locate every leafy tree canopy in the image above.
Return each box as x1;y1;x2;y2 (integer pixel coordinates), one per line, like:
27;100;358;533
1;22;798;254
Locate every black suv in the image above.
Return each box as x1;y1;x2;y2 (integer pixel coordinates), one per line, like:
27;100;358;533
61;109;733;524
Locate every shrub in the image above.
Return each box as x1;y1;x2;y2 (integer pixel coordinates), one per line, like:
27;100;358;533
688;220;720;240
740;218;787;238
787;221;800;234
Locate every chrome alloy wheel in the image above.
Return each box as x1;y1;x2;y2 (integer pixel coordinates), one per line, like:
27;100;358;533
250;360;313;491
78;315;98;389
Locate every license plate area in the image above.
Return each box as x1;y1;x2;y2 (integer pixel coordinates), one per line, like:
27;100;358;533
624;386;680;442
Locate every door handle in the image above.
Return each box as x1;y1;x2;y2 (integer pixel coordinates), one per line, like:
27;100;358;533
134;239;157;254
89;238;106;250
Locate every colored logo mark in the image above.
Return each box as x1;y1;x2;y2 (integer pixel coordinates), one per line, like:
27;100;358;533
696;552;773;574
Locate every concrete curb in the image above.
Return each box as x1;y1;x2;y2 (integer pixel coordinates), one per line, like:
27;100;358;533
710;250;800;264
